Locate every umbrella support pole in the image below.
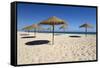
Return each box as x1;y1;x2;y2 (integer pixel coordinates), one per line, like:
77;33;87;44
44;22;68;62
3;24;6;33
34;28;36;37
85;27;87;37
52;25;54;45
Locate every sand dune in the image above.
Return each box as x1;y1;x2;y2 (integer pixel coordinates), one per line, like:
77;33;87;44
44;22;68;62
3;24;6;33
17;31;96;64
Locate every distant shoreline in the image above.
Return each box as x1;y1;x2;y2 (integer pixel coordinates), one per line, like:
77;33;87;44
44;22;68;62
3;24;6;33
17;31;96;34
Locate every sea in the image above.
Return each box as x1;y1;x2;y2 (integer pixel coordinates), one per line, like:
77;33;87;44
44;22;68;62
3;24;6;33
19;30;96;35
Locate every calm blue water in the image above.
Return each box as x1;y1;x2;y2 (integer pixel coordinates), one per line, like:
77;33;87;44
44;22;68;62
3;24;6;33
39;31;96;34
19;30;96;35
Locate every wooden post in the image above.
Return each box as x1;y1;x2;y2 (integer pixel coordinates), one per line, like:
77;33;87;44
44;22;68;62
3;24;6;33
85;27;87;37
52;25;54;45
34;28;36;37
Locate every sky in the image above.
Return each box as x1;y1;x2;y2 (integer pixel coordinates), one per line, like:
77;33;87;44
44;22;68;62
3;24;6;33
17;3;97;32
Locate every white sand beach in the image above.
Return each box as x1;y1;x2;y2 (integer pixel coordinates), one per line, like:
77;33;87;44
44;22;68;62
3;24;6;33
17;31;96;65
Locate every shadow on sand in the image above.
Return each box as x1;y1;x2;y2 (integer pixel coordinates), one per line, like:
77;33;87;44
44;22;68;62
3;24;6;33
21;36;36;38
25;40;50;45
69;35;81;38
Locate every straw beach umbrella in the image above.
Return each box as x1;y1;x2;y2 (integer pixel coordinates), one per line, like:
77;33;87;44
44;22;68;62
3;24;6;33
47;26;53;32
80;23;93;37
38;16;67;45
31;24;39;37
22;25;33;33
22;24;40;37
59;24;67;32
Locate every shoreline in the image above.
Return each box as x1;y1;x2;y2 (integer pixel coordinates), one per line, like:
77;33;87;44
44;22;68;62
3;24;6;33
17;31;96;34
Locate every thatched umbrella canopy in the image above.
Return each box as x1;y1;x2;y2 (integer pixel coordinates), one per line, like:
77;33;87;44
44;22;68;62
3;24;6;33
80;23;93;37
22;25;33;33
31;24;39;37
22;24;40;37
59;24;67;32
46;26;53;32
38;16;67;45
